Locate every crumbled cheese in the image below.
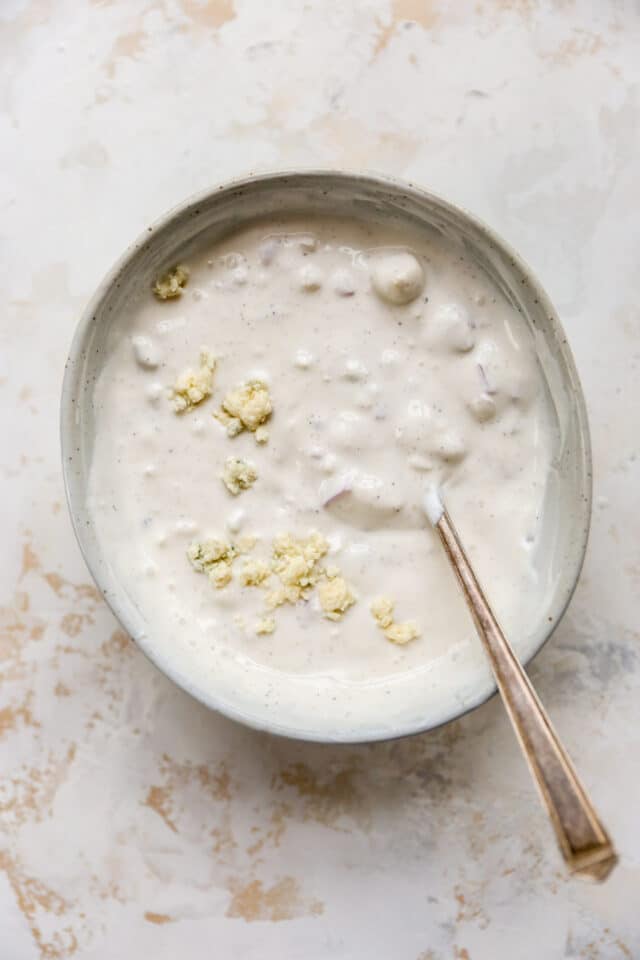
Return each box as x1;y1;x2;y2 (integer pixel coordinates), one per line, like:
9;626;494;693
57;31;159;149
273;531;329;565
187;538;237;589
370;596;394;629
266;531;329;608
186;527;357;632
255;426;269;445
317;573;355;621
384;621;420;645
216;414;244;438
170;348;216;413
187;538;229;571
217;379;273;439
370;595;420;645
265;584;299;609
240;558;271;587
210;560;233;589
222;457;257;496
153;264;189;300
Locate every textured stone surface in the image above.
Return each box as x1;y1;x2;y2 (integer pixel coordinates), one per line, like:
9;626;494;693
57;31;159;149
1;1;638;957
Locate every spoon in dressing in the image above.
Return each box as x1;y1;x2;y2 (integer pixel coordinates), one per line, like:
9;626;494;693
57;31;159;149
424;486;617;881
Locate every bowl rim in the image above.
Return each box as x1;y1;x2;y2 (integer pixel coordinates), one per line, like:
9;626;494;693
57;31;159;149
60;168;592;743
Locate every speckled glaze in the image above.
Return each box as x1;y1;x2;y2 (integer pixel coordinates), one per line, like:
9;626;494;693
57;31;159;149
61;170;592;742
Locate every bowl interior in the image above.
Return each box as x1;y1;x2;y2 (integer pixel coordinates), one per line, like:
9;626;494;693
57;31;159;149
61;171;591;742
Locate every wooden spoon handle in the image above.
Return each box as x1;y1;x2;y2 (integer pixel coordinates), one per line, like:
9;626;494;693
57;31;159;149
435;508;617;881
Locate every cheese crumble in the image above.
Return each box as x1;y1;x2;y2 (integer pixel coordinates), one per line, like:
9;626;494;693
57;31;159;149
317;572;356;621
187;538;237;589
240;558;271;587
187;529;358;633
217;379;273;440
170;348;216;413
266;531;329;609
222;457;258;496
153;264;189;300
371;596;420;645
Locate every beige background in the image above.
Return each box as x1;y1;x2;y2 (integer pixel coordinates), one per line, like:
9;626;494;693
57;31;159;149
1;1;639;957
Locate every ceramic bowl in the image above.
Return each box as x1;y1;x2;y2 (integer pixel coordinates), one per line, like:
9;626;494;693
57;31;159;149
61;171;591;742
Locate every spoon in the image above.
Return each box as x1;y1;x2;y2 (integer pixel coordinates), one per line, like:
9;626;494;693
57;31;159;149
424;486;617;881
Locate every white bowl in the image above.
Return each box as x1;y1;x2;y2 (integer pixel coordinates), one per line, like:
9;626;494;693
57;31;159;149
61;171;592;742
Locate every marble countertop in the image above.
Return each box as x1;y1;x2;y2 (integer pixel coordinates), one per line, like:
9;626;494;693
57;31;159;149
1;1;638;957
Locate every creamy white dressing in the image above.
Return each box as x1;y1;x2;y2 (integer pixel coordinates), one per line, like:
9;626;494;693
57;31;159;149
87;217;556;738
